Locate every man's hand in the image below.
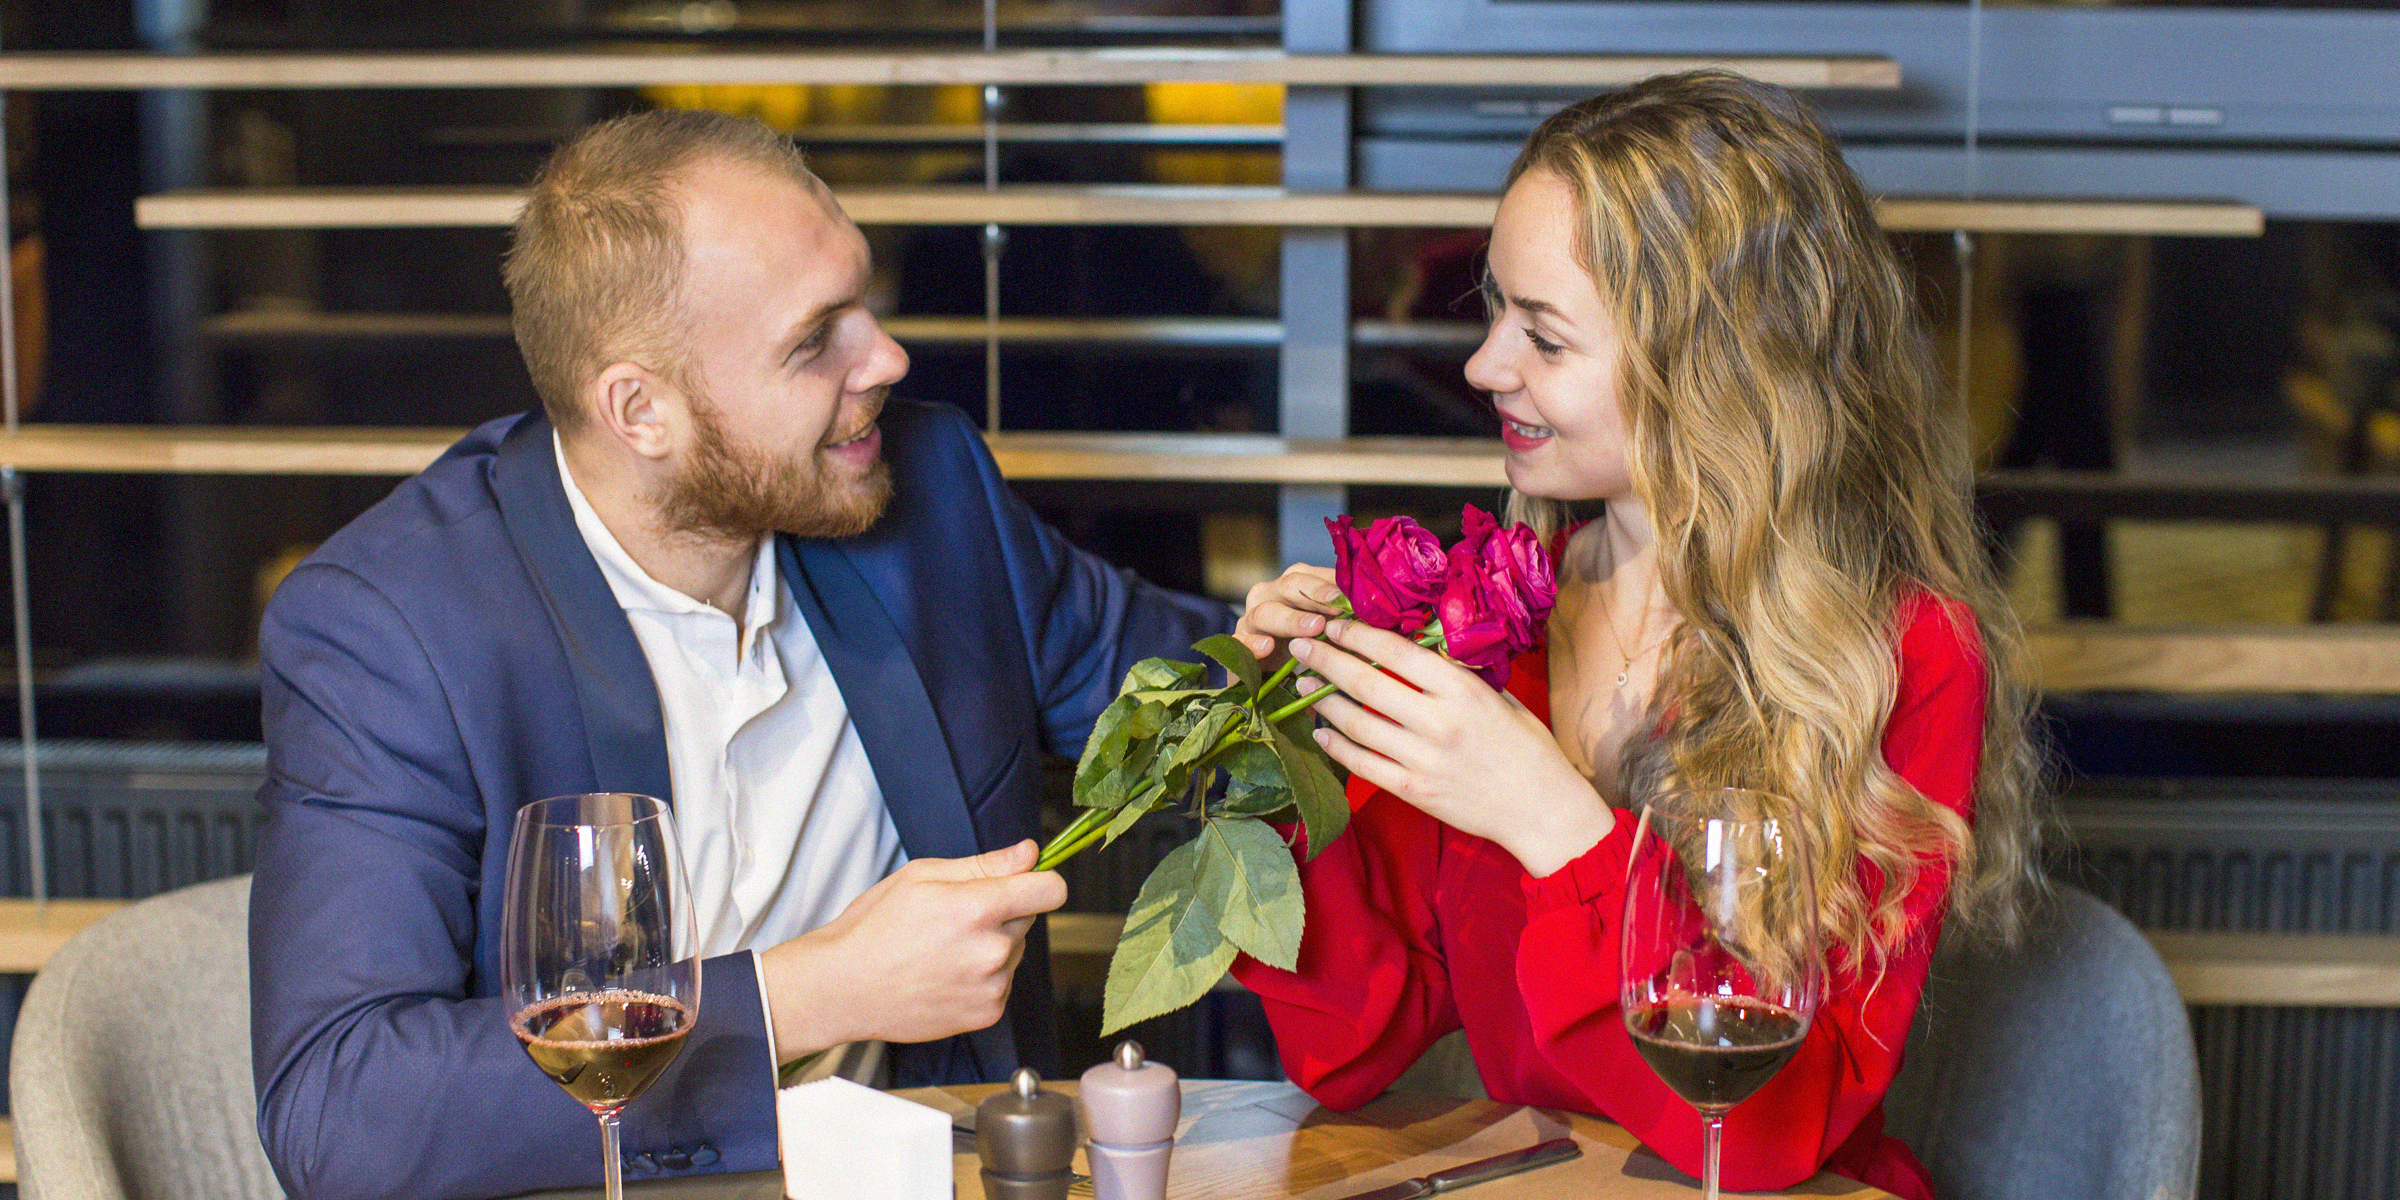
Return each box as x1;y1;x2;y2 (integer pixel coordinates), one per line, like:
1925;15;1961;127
759;839;1065;1059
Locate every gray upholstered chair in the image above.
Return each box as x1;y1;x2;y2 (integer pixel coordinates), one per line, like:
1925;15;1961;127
11;874;283;1200
1885;882;2202;1200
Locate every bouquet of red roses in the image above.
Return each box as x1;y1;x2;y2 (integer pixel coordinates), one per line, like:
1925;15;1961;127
1036;504;1557;1034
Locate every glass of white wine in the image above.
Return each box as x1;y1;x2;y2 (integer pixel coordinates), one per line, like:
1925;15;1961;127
501;792;702;1200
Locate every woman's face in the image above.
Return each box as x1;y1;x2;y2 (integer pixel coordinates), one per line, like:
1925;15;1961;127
1465;168;1634;505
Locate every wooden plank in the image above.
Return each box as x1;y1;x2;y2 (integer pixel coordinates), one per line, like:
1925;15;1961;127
1876;197;2264;237
200;311;1487;349
2148;932;2400;1007
0;425;460;475
136;185;2266;237
0;898;130;974
0;425;1513;484
0;1115;13;1184
988;432;1504;486
2026;624;2400;695
0;49;1898;91
137;187;527;229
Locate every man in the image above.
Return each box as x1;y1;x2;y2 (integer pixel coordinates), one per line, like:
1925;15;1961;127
249;109;1229;1200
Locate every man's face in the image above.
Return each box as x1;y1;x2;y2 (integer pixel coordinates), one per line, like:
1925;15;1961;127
651;157;908;541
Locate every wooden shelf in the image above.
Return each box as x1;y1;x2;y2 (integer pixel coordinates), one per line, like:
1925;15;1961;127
0;49;1899;91
2147;931;2400;1007
991;432;1501;485
0;425;464;475
0;426;1509;485
135;185;2266;236
1059;910;2400;1008
793;122;1283;146
1882;197;2264;237
0;897;129;974
2023;623;2400;696
206;310;517;340
201;310;1486;349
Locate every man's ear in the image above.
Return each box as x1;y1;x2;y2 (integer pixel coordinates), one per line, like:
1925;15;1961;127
589;361;679;461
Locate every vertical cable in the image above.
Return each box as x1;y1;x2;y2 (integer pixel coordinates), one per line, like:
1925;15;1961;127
0;57;42;911
980;0;1004;432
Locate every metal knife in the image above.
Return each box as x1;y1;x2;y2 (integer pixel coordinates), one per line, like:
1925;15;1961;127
1333;1137;1583;1200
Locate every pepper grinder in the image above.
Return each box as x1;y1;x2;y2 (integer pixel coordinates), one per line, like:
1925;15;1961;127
977;1067;1077;1200
1077;1040;1179;1200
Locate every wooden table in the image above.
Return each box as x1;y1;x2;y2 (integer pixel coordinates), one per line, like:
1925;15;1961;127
520;1079;1889;1199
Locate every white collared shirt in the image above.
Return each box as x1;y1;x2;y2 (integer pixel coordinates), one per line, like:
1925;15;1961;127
555;436;906;1069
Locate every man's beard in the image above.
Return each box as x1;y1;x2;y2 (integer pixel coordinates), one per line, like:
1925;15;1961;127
655;388;893;541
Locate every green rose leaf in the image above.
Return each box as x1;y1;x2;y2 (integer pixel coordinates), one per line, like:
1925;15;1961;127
1164;703;1242;771
1102;838;1240;1036
1193;816;1303;971
1124;657;1207;694
1191;634;1263;699
1077;699;1176;810
1073;695;1141;808
1213;739;1295;818
1099;781;1160;850
1269;718;1349;859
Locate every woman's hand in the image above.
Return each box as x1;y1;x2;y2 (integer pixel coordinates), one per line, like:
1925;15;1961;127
1235;563;1342;671
1293;618;1614;877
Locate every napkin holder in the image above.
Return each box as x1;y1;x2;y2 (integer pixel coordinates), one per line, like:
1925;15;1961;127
776;1076;950;1200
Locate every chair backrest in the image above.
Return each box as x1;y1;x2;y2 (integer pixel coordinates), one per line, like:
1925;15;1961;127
11;875;283;1200
1884;883;2201;1200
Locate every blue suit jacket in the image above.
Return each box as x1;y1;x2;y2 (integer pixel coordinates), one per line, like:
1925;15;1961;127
249;400;1230;1200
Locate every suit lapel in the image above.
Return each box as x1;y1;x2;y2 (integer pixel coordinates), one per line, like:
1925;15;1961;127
778;537;978;861
780;536;1014;1079
491;415;675;806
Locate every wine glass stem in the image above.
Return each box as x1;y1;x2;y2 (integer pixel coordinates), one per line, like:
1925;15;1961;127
1701;1111;1725;1200
599;1111;625;1200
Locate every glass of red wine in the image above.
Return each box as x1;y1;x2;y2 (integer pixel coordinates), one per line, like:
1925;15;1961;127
501;792;702;1200
1620;788;1822;1200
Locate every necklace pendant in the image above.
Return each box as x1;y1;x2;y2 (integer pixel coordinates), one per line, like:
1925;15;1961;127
1615;668;1629;688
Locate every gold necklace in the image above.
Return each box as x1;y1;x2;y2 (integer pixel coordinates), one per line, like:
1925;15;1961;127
1595;562;1675;690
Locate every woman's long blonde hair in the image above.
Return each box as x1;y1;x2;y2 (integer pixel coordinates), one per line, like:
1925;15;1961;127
1504;71;2045;965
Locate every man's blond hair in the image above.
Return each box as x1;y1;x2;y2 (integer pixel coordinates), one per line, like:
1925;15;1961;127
503;108;818;432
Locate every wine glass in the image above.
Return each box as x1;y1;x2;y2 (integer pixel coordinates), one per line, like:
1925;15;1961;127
501;793;702;1200
1619;788;1822;1200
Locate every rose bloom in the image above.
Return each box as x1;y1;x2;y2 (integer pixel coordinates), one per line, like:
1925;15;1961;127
1326;514;1447;633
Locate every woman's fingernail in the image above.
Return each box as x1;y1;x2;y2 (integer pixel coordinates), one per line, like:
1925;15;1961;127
1291;639;1313;661
1325;619;1347;640
1312;728;1332;747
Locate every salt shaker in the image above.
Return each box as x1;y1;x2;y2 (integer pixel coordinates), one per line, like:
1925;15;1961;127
1077;1040;1179;1200
976;1067;1077;1200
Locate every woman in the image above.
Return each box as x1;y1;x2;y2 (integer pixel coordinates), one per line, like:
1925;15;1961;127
1230;71;2043;1200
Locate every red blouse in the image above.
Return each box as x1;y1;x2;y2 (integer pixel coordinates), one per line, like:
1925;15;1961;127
1231;592;1985;1200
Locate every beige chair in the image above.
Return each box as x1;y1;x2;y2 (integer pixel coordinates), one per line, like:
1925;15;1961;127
11;875;283;1200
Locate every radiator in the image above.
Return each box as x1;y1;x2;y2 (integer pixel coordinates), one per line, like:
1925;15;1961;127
2057;779;2400;1200
0;740;267;900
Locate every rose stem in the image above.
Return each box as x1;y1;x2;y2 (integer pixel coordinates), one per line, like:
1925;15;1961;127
1259;628;1448;726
